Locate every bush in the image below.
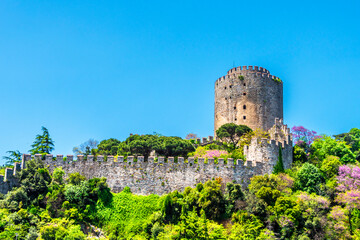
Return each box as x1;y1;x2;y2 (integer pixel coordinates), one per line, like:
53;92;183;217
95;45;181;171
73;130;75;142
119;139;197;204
295;163;324;194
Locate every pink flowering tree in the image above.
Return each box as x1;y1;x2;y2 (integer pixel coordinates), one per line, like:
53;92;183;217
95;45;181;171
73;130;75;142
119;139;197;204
291;126;320;148
336;165;360;192
335;165;360;234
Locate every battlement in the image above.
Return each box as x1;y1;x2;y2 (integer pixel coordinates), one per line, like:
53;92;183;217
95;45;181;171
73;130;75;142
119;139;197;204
243;119;293;170
268;118;292;144
192;136;214;145
0;151;276;195
26;153;255;167
215;66;281;84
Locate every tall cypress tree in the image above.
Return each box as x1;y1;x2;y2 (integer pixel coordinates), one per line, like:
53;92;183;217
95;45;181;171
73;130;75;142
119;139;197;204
273;146;284;174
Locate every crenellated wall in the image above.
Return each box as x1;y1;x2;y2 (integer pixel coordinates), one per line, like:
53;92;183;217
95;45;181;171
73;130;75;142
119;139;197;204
0;120;293;196
0;153;271;195
244;118;293;171
0;163;20;194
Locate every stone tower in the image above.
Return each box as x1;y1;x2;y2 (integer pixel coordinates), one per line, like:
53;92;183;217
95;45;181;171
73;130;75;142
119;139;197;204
214;66;283;134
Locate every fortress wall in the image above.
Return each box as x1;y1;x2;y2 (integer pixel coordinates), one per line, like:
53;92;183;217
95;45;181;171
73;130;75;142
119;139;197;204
0;134;293;196
38;155;265;195
0;154;270;195
243;137;293;174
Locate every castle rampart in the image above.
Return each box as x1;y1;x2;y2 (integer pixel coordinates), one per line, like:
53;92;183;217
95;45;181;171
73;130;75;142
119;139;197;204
0;126;292;195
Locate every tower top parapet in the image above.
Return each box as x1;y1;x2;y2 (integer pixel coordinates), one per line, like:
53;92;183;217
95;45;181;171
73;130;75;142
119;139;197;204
226;66;270;75
215;66;281;84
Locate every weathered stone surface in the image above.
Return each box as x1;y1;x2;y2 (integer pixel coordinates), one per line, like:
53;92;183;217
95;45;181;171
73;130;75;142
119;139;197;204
214;66;283;134
40;155;267;195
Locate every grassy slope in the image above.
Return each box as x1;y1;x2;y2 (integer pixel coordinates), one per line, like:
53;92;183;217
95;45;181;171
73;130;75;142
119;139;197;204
95;190;162;236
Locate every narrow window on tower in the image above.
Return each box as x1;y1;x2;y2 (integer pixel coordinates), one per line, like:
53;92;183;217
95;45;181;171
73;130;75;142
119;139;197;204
234;106;236;110
224;87;227;89
225;97;227;100
243;116;246;120
243;105;246;110
243;93;246;96
229;85;232;88
243;83;246;86
235;118;237;121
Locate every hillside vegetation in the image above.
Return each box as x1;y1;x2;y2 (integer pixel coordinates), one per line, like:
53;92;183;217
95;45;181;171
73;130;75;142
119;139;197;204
0;127;360;239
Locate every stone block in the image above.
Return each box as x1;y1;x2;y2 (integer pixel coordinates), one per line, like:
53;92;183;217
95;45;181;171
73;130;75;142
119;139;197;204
198;158;205;165
227;158;234;166
34;154;42;160
148;156;154;163
14;162;21;175
56;155;63;162
117;156;124;163
87;155;94;161
5;168;14;181
97;155;104;162
107;155;114;162
218;158;224;165
127;156;134;164
188;157;194;165
168;157;174;163
21;154;31;170
158;156;164;164
67;155;74;162
178;157;184;164
138;156;144;162
77;155;85;161
45;154;53;162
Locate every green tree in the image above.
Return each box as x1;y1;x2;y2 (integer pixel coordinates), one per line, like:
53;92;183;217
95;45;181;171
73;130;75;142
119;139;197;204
320;155;341;180
335;128;360;161
216;123;252;149
66;172;86;185
29;126;55;154
16;158;52;207
197;180;225;220
129;135;160;158
2;150;21;166
156;136;195;157
310;135;356;164
295;163;323;194
229;211;264;240
293;145;308;164
273;146;284;174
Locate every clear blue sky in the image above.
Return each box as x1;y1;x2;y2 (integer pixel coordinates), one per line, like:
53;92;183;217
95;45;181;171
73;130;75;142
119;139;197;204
1;0;359;164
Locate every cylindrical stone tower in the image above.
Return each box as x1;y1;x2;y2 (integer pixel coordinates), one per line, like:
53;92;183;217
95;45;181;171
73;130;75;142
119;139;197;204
214;66;283;134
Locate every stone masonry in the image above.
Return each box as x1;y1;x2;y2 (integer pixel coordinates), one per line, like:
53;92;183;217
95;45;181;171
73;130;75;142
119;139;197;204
0;122;292;195
215;66;283;134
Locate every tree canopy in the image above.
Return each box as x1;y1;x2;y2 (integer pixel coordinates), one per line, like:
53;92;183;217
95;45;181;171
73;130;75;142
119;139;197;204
216;123;252;148
29;126;55;155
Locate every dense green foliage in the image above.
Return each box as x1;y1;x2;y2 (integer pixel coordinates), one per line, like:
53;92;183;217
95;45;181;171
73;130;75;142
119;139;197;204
215;123;252;150
92;134;194;159
1;127;360;239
